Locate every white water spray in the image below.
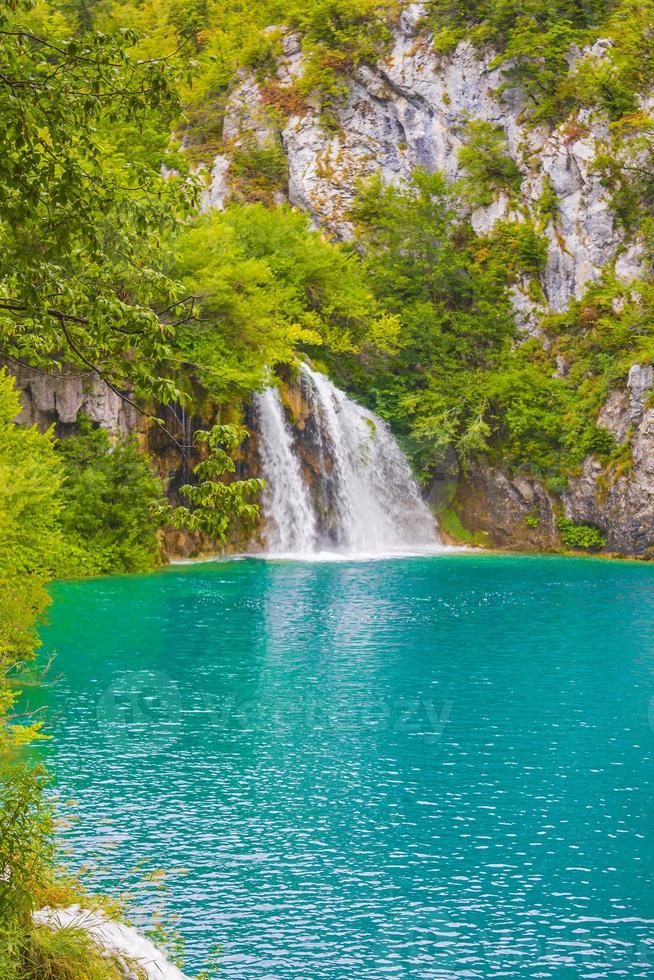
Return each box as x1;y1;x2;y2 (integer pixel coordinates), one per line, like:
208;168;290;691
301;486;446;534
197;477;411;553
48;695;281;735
254;386;318;553
300;364;437;552
254;367;440;557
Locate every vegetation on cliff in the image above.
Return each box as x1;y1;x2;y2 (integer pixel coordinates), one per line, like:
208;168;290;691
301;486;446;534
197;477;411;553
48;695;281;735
173;203;387;400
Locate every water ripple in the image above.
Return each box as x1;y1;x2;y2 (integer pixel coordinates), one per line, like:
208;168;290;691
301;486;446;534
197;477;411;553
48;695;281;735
35;554;654;978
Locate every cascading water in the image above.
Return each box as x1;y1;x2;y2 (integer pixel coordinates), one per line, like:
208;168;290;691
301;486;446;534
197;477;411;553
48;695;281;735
301;365;437;551
254;386;318;554
254;366;440;556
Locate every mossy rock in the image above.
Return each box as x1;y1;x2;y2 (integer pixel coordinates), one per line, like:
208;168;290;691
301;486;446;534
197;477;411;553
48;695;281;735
438;507;490;547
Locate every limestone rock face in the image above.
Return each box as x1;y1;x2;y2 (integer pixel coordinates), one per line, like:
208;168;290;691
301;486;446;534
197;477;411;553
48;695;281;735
563;367;654;556
12;364;136;436
453;462;560;552
453;365;654;557
218;5;642;314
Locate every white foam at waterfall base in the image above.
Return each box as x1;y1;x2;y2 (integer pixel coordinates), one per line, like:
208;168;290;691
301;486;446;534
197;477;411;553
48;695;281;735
254;367;446;559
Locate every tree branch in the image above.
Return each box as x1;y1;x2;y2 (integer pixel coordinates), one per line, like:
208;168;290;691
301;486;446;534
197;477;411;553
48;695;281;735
55;318;190;465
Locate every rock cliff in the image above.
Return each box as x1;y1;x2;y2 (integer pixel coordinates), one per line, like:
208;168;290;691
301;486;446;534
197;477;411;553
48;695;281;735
207;2;654;556
11;3;653;558
11;363;137;436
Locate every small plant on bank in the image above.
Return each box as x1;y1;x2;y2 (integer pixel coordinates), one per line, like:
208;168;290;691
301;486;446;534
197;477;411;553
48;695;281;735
168;424;264;541
525;514;540;529
556;517;606;550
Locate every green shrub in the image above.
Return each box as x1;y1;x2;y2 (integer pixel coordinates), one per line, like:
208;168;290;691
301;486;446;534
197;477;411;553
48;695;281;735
21;923;131;980
556;517;606;550
478;220;548;280
174;202;381;400
581;425;616;458
0;767;128;980
457;120;523;208
56;418;165;577
535;176;560;227
229;136;289;204
0;369;65;752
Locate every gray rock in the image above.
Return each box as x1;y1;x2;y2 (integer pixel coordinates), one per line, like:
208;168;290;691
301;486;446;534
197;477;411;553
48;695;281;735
452;460;559;550
562;373;654;555
12;365;136;436
200;154;230;212
215;22;645;317
627;363;653;423
598;389;630;443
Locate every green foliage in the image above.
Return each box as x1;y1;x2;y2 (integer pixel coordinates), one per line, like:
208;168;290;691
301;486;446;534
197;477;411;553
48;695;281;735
168;424;264;540
290;0;396;125
228;136;289;204
21;922;132;980
0;370;63;752
55;0;654;151
567;0;654;120
350;170;526;477
83;0;395;147
348;172;635;489
0;370;127;977
55;417;165;576
535;176;560;228
174;203;382;400
0;376;63;583
595;114;654;237
525;514;540;528
0;766;54;931
556;516;606;549
0;767;128;980
475;220;548;281
0;1;195;403
457;120;523;208
426;0;654;124
544;274;654;409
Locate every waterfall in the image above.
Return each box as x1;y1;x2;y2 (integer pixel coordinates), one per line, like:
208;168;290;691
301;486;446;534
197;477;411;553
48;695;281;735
254;386;318;553
254;367;439;557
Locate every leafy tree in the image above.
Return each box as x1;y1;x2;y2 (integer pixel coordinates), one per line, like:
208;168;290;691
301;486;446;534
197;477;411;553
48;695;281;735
457;120;523;208
0;370;63;754
0;0;194;404
173;203;383;399
350;170;518;474
55;417;166;576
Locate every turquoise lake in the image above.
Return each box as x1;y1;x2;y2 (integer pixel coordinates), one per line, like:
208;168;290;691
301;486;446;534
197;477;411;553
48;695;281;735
38;553;654;978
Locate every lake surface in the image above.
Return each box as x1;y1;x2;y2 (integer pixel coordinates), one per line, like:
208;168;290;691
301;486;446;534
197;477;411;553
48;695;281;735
38;554;654;978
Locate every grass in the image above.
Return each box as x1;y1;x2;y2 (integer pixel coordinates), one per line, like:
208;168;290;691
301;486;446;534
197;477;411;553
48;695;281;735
20;924;135;980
